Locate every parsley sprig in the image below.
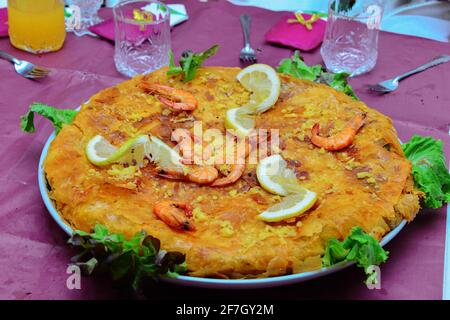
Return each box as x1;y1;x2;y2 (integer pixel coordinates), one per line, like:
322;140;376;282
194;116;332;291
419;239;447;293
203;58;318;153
167;45;219;82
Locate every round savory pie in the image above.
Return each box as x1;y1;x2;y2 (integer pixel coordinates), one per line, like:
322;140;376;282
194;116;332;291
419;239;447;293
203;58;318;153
44;67;421;278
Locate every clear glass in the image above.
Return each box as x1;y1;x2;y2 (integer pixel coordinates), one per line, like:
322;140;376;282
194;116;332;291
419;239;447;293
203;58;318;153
320;0;384;76
8;0;66;53
113;0;171;77
66;0;103;36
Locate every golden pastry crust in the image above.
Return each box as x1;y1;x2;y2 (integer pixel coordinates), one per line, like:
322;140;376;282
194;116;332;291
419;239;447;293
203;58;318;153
44;67;420;278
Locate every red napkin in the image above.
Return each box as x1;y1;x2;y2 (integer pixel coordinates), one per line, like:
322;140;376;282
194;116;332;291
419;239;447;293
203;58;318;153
0;8;8;37
89;18;115;41
265;13;326;51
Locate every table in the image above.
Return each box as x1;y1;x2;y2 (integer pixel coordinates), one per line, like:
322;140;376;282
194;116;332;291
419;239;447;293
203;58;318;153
0;0;449;300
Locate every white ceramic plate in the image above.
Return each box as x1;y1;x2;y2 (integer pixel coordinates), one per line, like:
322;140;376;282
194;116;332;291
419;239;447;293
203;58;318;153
38;125;407;289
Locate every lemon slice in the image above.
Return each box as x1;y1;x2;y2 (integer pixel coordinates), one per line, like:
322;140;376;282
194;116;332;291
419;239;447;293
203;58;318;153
146;136;188;173
257;154;303;196
256;154;318;221
224;107;256;138
258;191;317;222
236;63;281;114
86;135;149;167
225;64;280;138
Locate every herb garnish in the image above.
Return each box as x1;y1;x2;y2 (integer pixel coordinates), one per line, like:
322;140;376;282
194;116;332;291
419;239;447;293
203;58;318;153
167;45;219;82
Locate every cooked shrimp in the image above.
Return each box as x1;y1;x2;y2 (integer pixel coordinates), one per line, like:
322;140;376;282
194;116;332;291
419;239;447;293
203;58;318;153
156;165;219;185
210;164;246;187
153;201;195;231
310;113;366;151
187;165;219;184
172;128;195;164
154;167;185;180
172;128;214;165
158;134;253;186
140;82;198;111
210;137;251;187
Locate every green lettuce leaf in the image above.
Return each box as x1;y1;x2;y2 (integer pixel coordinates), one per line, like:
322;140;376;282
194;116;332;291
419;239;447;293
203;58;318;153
277;51;359;100
167;44;219;82
318;71;359;100
20;102;78;134
68;224;186;293
277;51;322;81
402;135;450;208
322;227;388;283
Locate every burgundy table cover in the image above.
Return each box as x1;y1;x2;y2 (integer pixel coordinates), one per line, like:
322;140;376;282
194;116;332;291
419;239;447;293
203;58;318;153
0;0;449;300
0;8;7;37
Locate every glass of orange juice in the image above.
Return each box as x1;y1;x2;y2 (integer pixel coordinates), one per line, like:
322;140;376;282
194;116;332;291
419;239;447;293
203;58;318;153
8;0;66;54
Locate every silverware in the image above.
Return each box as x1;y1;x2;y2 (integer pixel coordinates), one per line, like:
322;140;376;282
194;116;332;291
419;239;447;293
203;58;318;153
0;50;50;79
367;54;450;93
239;14;257;63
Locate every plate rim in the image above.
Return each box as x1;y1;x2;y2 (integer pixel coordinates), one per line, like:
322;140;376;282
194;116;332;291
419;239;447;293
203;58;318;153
38;120;407;289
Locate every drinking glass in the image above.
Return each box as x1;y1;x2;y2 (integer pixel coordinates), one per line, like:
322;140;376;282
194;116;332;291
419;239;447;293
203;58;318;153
113;0;171;77
66;0;103;35
8;0;66;53
320;0;384;76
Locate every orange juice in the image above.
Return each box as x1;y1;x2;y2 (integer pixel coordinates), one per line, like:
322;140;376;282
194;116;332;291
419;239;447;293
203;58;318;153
8;0;66;53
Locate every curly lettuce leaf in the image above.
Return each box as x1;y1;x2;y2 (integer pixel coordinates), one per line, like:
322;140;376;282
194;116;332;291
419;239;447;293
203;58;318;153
68;224;186;292
167;45;219;82
402;135;450;208
322;227;388;282
277;51;359;100
20;102;78;134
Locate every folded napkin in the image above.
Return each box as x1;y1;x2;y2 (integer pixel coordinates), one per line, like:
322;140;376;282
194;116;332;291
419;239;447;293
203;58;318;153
265;13;326;51
0;8;7;37
89;4;188;41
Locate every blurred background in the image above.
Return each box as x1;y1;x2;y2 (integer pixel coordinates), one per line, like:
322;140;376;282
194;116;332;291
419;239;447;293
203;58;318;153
229;0;450;42
0;0;448;42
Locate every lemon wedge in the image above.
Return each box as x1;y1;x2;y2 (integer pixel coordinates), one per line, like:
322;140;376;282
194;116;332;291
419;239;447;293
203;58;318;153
257;154;303;196
258;191;317;222
146;136;188;173
86;135;149;167
224;107;257;138
236;63;281;114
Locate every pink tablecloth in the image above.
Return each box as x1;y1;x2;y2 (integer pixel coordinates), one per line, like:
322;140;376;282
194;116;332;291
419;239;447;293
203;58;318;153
0;0;449;300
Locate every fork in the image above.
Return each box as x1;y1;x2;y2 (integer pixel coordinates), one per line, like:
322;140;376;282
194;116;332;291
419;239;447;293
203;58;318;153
367;54;450;93
239;14;257;63
0;50;50;79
